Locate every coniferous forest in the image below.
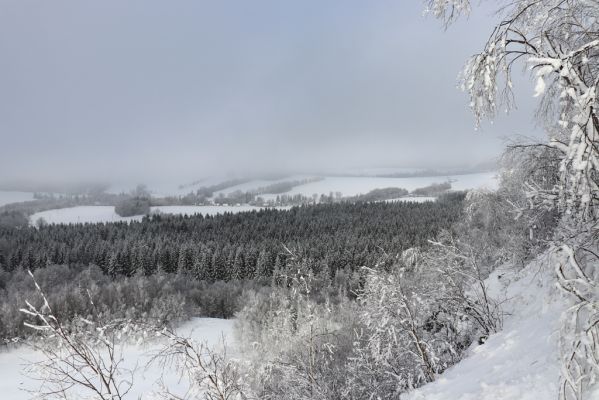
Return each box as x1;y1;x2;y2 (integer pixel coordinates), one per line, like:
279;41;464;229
0;193;464;340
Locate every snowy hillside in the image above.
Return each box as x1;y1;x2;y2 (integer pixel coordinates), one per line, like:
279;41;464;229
0;318;234;400
260;172;497;200
403;257;568;400
106;172;497;199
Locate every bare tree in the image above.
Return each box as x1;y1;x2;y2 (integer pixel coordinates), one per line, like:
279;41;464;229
21;269;243;400
148;328;245;400
20;270;137;400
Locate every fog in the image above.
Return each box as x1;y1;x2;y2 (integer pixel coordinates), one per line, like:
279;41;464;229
0;1;541;187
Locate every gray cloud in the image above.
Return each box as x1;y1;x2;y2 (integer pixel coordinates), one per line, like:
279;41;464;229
0;0;541;186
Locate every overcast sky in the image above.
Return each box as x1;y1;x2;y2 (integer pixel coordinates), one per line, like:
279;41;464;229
0;1;541;186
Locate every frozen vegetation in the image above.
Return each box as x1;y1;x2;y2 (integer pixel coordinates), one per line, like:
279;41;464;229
2;0;599;399
0;318;234;400
404;257;566;400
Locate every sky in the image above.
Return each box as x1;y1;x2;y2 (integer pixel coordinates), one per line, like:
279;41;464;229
0;1;541;186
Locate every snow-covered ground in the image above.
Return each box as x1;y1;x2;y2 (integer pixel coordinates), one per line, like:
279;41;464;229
29;205;288;225
30;206;144;225
0;191;35;207
106;172;497;199
260;172;497;200
403;257;567;400
28;172;495;225
0;318;234;400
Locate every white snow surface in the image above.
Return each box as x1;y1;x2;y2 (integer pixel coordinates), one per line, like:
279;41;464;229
30;206;143;225
403;257;568;400
0;318;234;400
106;172;497;199
261;172;497;200
0;191;35;207
29;205;288;225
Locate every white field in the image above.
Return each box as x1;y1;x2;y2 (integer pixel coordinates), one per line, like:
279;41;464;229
107;172;497;199
260;172;497;200
108;176;235;198
0;191;35;207
212;175;311;196
332;166;427;176
30;206;144;225
0;318;234;400
29;205;288;225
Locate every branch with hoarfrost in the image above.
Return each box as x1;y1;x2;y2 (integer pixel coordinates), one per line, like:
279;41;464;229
424;0;471;26
428;2;599;398
148;328;244;400
348;261;475;397
457;1;599;218
427;237;503;338
553;241;599;400
20;270;139;400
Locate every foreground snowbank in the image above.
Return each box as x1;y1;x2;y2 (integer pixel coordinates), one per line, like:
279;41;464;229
0;318;234;399
403;258;567;400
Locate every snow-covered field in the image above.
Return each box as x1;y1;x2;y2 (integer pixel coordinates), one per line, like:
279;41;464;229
29;205;287;225
30;206;143;225
403;258;566;400
28;172;495;225
107;172;497;199
0;318;234;400
0;191;35;207
260;172;497;200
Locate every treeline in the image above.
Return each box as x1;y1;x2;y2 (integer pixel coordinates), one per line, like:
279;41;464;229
412;181;452;196
0;193;465;283
252;178;322;195
350;187;409;202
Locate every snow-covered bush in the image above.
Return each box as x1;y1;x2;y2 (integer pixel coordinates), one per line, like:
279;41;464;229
345;265;470;399
235;240;499;399
428;1;599;397
149;328;245;400
235;252;361;400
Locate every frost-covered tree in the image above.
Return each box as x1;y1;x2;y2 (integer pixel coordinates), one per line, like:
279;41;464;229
434;0;599;217
345;254;479;399
427;1;599;398
234;249;360;400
